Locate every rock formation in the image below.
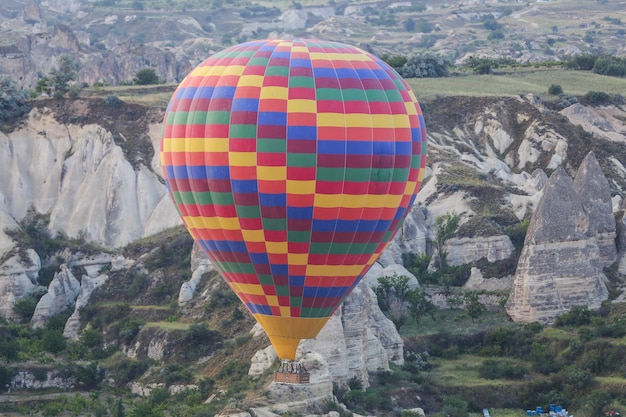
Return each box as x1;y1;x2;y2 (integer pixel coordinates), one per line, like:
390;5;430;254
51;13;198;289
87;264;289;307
506;153;614;324
378;205;428;267
179;243;214;305
31;265;81;328
0;249;41;320
249;280;403;393
443;235;515;266
63;273;109;340
0;106;180;253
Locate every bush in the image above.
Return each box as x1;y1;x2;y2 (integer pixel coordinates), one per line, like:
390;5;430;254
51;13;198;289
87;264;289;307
548;84;563;95
593;55;626;77
0;75;30;123
582;91;611;106
442;395;468;417
79;328;103;348
42;330;66;354
134;68;160;85
555;305;592;327
566;53;598;70
161;363;194;385
104;94;123;107
398;52;453;78
12;297;38;321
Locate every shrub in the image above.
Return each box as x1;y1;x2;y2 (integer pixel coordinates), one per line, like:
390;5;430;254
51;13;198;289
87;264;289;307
79;328;103;348
582;91;611;106
0;366;13;392
0;75;30;123
161;363;193;385
134;68;160;85
548;84;563;95
555;305;592;327
566;53;598;70
42;330;66;354
12;297;38;321
104;94;123;107
398;52;453;78
442;395;469;417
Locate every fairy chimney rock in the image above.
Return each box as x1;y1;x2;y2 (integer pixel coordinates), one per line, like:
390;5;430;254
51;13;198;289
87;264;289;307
506;153;613;324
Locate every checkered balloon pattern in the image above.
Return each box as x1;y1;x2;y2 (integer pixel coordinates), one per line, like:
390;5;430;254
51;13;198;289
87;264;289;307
161;39;427;360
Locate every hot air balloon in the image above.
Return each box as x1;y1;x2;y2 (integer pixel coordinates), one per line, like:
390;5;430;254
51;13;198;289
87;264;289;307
161;39;427;378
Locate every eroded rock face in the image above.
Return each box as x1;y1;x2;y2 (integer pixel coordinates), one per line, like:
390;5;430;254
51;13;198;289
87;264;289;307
32;265;80;328
63;274;109;340
0;107;180;251
0;249;41;320
444;235;515;266
378;205;427;267
250;280;403;391
506;153;614;324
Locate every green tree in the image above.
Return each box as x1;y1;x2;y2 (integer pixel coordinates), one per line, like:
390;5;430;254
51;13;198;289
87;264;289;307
42;330;66;354
49;55;78;98
79;328;103;348
116;398;126;417
442;395;468;417
398;52;452;78
465;292;486;322
406;287;436;324
0;367;14;392
0;75;29;123
12;297;38;321
434;212;460;270
128;400;163;417
134;68;160;85
583;390;611;417
375;274;411;329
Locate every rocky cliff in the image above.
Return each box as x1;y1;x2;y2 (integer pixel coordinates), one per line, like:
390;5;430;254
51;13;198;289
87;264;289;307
506;152;614;324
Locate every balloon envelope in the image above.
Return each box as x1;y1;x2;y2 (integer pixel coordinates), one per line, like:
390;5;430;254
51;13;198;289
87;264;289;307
161;39;427;360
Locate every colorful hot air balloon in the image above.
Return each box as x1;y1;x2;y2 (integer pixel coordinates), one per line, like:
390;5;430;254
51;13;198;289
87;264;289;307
161;39;427;361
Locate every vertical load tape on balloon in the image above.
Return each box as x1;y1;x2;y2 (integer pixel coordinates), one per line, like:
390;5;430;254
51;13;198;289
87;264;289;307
161;39;427;361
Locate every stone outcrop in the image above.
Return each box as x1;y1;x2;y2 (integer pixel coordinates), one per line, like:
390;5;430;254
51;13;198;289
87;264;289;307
506;153;614;324
250;280;403;392
363;263;419;290
63;273;109;340
0;249;41;320
12;369;75;390
378;205;428;267
0;106;180;253
31;265;81;328
443;235;515;266
179;243;214;305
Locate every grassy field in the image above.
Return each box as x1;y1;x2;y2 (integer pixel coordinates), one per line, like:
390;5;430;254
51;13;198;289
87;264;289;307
401;308;516;338
407;69;626;101
88;68;626;108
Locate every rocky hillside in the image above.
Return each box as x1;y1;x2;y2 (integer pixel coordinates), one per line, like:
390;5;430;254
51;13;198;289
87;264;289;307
2;0;626;90
0;88;625;415
2;91;626;319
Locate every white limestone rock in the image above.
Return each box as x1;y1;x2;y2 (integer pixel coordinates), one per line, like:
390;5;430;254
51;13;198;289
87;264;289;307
0;249;41;320
252;280;403;391
63;274;109;340
444;235;515;266
0;109;180;250
506;156;614;324
179;243;215;305
249;345;278;377
378;205;427;267
31;264;80;328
